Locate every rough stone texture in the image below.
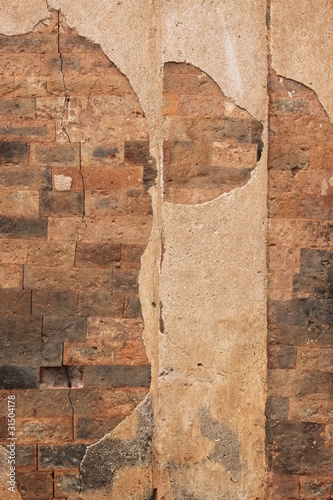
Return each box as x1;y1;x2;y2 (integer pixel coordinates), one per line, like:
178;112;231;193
267;69;333;498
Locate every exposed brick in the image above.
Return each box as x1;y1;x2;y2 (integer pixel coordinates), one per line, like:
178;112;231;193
86;317;144;342
74;415;123;441
0;189;39;217
0;33;57;53
75;242;120;268
267;474;300;500
17;472;54;500
0;216;47;239
27;240;76;267
0;140;29;165
0;366;39;389
289;397;333;424
70;388;99;416
54;471;81;497
98;387;149;416
124;141;150;165
0;240;28;264
0;98;36;116
301;422;325;447
39;444;86;469
32;290;78;315
78;291;123;317
83;365;151;388
0;122;55;142
300;477;333;499
113;269;139;293
0;315;42;342
43;316;87;342
39;191;83;217
2;390;72;418
40;366;83;389
16;445;37;471
0;264;23;289
265;396;289;420
14;76;47;98
30;143;80;166
0;166;52;190
82;165;142;192
0;289;31;315
13;416;73;444
0;340;62;367
63;340;149;366
268;345;297;369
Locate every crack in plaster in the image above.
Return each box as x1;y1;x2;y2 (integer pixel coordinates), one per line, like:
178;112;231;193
57;12;71;143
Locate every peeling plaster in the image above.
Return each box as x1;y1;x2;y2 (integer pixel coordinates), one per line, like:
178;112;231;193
271;0;333;123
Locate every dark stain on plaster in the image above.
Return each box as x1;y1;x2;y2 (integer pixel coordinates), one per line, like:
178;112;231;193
200;407;242;473
80;395;153;493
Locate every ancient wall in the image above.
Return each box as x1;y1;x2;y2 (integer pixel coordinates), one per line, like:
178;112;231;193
0;1;331;499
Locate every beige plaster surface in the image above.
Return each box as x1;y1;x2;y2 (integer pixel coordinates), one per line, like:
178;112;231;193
0;0;49;35
271;0;333;123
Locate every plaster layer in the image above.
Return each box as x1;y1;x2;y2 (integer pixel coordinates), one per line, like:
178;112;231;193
0;0;49;35
161;0;268;122
271;0;333;123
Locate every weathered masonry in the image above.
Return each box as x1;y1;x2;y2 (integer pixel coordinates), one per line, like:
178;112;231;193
0;1;332;499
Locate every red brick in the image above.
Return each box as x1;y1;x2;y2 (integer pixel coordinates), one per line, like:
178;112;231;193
0;98;36;117
0;121;55;141
63;340;149;366
82;166;142;192
0;289;31;315
13;416;73;444
0;264;23;289
17;471;54;500
74;415;123;441
0;189;39;217
30;143;80;166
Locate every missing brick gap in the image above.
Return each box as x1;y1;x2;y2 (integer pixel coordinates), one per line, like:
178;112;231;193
57;11;71;143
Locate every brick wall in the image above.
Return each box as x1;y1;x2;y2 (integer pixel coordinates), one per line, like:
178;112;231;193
0;12;154;499
163;62;263;204
267;70;333;499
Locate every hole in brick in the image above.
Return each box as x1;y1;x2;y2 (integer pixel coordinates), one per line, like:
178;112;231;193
40;367;83;389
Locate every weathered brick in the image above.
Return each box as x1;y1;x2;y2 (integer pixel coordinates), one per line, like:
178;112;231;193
25;266;113;292
40;366;83;389
74;415;123;441
265;396;289;420
124;141;150;165
98;387;149;416
268;345;297;369
16;445;37;471
30;143;80;166
269;141;310;171
0;264;23;289
0;366;39;389
305;193;333;220
43;316;87;342
81;142;123;166
269;299;310;326
0;240;28;264
0;166;52;190
0;33;57;53
39;190;83;217
123;294;142;318
163;93;179;115
0;98;36;116
0;340;62;367
54;471;81;497
0;289;31;315
0;216;47;239
300;477;333;499
0;315;42;342
301;422;325;447
83;365;151;388
86;318;144;342
17;472;54;500
121;244;146;265
32;290;78;315
113;269;139;293
75;242;120;268
289;397;333;424
14;76;47;98
164;70;221;96
2;389;72;417
0;122;55;142
70;388;99;416
212;140;257;168
0;140;29;165
39;444;86;469
47;216;84;242
267;474;300;500
178;95;226;117
83;166;142;192
14;416;72;444
63;340;149;366
0;189;39;217
27;240;75;267
78;291;123;317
